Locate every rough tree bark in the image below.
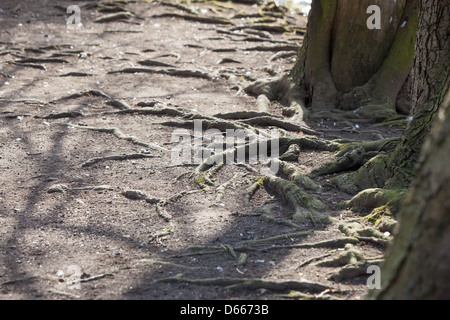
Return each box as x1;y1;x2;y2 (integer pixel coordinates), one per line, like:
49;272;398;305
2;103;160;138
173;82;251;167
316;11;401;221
290;0;418;112
244;0;447;219
332;0;449;194
372;89;450;300
365;0;449;299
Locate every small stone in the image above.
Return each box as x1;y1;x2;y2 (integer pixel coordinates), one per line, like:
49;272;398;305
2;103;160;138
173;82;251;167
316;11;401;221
47;184;68;193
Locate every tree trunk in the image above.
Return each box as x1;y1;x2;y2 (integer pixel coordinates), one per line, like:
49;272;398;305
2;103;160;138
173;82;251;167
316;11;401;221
331;0;449;194
372;88;450;299
369;0;450;299
291;0;418;111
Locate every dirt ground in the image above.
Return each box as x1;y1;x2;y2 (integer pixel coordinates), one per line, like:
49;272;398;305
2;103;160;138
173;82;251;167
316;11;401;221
0;0;405;300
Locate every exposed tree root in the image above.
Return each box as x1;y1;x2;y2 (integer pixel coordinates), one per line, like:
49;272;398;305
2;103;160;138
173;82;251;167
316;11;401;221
278;144;300;161
159;1;198;15
50;89;111;104
269;51;297;62
137;59;176;68
274;159;321;191
308;146;367;179
233;162;258;173
230;24;290;34
94;12;133;23
71;185;115;191
139;258;206;270
335;137;399;157
195;136;341;175
275;238;361;252
216;172;239;201
76;153;157;168
244;178;264;205
122;189;160;204
243;45;301;53
194;163;224;191
10;62;47;70
0;98;46;105
154;118;257;137
280;289;341;300
297;253;333;269
237;231;313;246
263;175;329;225
363;205;397;234
0;72;13;78
231;36;293;45
60;72;94;77
338;222;391;247
35;111;83;120
105;99;132;110
217;57;242;65
315;244;365;267
213;110;282;120
48;184;115;193
61;123;167;152
330;152;396;195
258;210;303;229
107;67;212;79
78;273;114;284
109;105;188;118
156;275;331;294
150;13;231;25
48;289;80;299
14;57;69;64
330;258;384;282
342;188;407;215
146;225;173;243
122;188;200;226
175;237;360;259
239;116;318;135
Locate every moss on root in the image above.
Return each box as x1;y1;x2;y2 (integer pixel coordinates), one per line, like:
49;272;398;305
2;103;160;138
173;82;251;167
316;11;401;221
364;205;398;233
331;153;393;194
343;188;407;215
263;175;330;225
353;104;404;123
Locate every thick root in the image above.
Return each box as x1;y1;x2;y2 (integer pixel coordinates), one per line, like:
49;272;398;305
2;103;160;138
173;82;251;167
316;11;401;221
330;258;384;282
338;222;391;247
263;175;329;224
331;153;393;194
353;104;404;123
308;146;366;179
274;159;321;191
342;188;408;215
316;244;365;267
279;144;301;161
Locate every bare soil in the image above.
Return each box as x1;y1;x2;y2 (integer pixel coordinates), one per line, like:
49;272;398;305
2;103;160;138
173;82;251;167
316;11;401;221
0;0;404;300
